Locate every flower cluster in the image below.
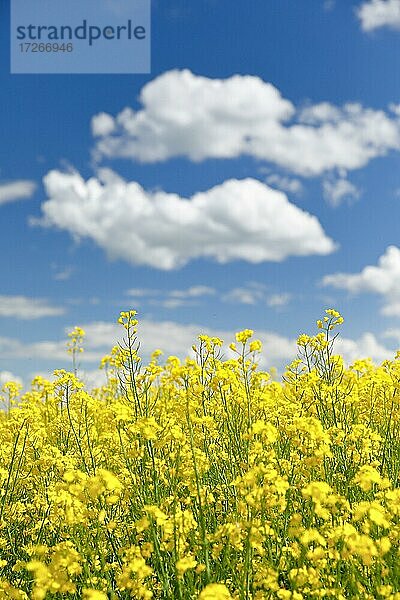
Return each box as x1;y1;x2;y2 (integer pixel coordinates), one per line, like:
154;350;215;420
1;309;400;599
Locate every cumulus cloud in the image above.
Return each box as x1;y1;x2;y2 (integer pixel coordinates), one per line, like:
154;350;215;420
322;246;400;315
357;0;400;31
323;176;361;207
36;170;336;270
0;296;65;319
0;180;36;206
91;69;400;177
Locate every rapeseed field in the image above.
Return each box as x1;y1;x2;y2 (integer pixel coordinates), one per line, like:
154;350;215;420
1;309;400;599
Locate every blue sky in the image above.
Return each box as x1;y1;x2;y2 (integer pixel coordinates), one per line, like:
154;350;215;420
2;0;400;387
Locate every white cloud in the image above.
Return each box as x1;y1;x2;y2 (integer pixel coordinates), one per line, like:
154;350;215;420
335;333;394;364
151;298;183;309
267;293;292;308
127;290;157;307
0;321;123;366
266;174;303;195
52;264;74;281
154;286;216;309
0;180;36;206
389;103;400;116
126;288;159;300
322;246;400;315
323;177;361;207
0;337;70;362
168;286;215;299
91;69;400;177
383;327;400;341
298;102;343;124
357;0;400;31
223;285;266;305
79;368;108;389
92;112;116;136
222;283;292;308
127;284;291;310
0;371;23;386
36;170;336;270
0;296;65;319
126;286;216;309
127;286;213;299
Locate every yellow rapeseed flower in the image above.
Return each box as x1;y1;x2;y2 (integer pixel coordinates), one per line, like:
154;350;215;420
198;583;232;599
